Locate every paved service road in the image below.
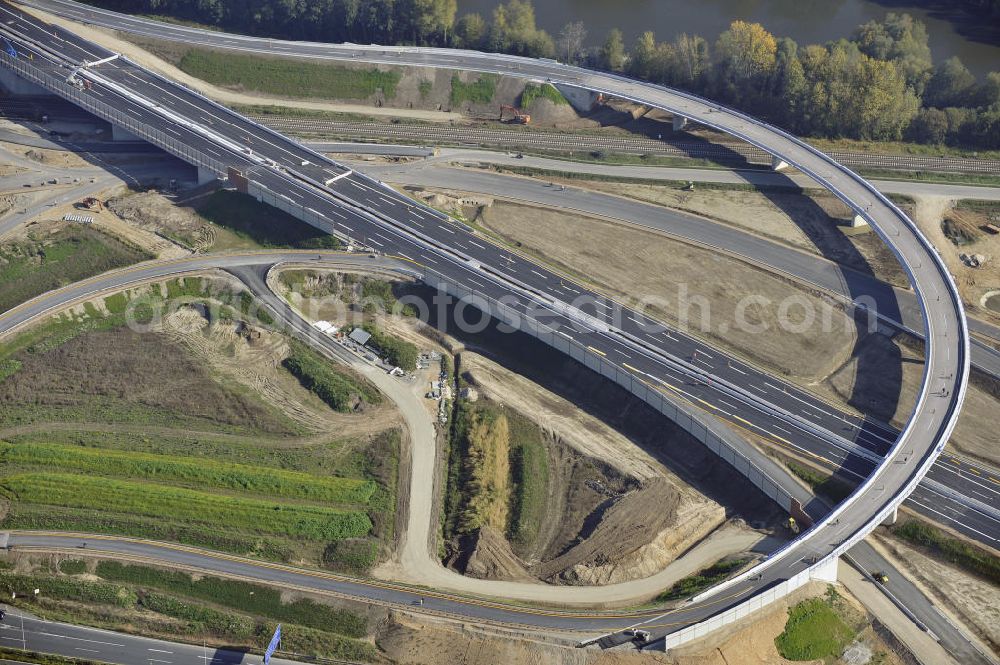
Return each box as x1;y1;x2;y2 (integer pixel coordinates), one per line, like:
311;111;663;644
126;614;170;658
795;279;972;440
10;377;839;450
0;606;313;665
0;0;974;648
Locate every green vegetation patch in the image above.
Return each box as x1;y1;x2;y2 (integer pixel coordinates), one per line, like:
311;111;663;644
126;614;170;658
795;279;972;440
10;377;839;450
94;562;367;637
179;49;400;100
450;74;498;106
443;398;548;552
508;410;548;552
196;189;340;249
775;593;855;660
57;559;87;575
283;339;381;412
520;83;568;107
892;519;1000;584
360;323;418;371
656;558;750;601
0;569;375;661
0;442;376;504
786;461;854;504
0;225;152;314
1;472;372;541
0;325;296;435
323;538;379;573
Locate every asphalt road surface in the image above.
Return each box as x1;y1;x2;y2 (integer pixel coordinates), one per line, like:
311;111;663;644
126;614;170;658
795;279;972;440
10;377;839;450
0;0;976;648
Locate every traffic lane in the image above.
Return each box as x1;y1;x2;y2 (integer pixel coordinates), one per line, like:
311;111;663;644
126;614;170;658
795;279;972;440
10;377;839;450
1;19;984;544
5;533;694;632
0;608;307;665
847;542;995;665
7;2;973;611
8;0;905;463
6;25;989;549
906;485;1000;548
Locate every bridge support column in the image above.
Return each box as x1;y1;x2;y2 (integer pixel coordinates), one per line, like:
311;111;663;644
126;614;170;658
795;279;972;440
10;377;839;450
810;556;839;583
672;115;688;131
882;506;898;526
771;155;790;171
849;214;869;228
111;123;142;142
0;66;50;95
552;83;599;114
197;167;218;185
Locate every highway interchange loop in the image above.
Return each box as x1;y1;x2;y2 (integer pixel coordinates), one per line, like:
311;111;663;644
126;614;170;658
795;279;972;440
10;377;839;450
0;0;974;646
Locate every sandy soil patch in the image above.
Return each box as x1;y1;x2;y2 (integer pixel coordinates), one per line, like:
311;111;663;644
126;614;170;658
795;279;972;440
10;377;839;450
157;294;399;437
548;178;909;289
477;200;857;384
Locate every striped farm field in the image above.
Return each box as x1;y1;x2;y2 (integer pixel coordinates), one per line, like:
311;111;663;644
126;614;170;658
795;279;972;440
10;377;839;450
0;442;377;504
1;473;373;541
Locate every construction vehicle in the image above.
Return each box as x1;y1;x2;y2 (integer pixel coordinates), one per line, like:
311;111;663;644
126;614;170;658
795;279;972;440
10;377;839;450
785;516;800;534
80;196;102;211
625;628;651;642
873;571;889;584
499;104;530;125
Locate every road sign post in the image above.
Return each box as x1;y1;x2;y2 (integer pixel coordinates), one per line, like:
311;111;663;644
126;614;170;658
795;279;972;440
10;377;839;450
263;624;281;665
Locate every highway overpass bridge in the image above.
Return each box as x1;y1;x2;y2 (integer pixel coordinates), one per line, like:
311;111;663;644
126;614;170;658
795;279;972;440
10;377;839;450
0;0;972;649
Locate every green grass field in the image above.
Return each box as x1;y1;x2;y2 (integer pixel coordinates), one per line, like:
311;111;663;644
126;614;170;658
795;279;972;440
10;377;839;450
656;557;750;602
179;49;400;100
775;591;856;660
0;568;375;662
507;409;548;554
283;340;382;412
2;473;372;540
0;442;377;504
0;286;398;565
0;225;152;314
892;519;1000;584
520;83;568;108
450;74;498;106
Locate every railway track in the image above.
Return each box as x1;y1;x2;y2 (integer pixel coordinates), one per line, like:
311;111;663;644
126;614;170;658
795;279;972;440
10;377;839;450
249;114;1000;175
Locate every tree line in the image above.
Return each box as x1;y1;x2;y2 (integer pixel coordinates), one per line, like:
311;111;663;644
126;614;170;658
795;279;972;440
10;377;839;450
95;0;1000;148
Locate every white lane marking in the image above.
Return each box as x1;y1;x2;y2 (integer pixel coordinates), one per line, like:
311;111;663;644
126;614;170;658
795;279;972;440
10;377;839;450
366;237;383;247
467;239;487;249
75;648;101;653
530;269;548;279
148;649;173;654
439;225;455;234
36;632;125;647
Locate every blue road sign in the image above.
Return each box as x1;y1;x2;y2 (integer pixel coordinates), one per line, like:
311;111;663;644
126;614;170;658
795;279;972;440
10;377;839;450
263;624;281;665
2;38;17;58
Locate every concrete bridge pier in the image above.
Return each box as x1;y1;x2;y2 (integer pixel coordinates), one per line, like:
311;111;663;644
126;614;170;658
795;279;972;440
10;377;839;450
849;213;870;228
552;83;599;114
809;556;839;583
197;166;218;185
882;506;898;526
111;123;142;142
771;155;790;171
672;115;688;131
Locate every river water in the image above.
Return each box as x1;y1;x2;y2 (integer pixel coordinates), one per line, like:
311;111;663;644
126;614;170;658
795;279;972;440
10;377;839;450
457;0;999;79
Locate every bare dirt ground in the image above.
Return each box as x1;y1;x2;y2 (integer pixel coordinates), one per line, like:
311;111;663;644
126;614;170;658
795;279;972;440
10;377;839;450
556;179;909;289
912;197;1000;329
461;351;728;586
106;188;249;253
476;200;857;384
155;279;400;437
874;532;1000;655
3;143;94;169
2;189;187;259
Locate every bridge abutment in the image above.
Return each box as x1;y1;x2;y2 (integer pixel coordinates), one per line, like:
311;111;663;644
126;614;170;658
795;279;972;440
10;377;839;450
0;65;50;95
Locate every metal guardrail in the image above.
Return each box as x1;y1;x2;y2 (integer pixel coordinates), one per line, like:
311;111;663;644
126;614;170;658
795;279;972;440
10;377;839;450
0;8;971;649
